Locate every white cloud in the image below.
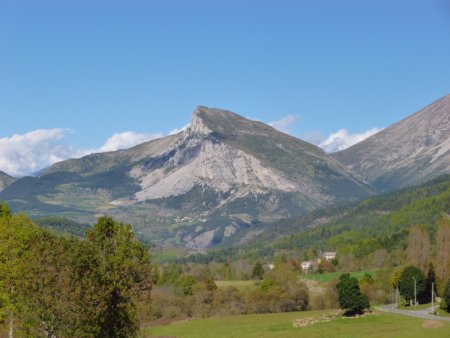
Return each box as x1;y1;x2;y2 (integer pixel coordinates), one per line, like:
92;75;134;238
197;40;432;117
169;123;191;135
0;129;164;177
268;115;297;134
97;131;163;152
313;127;383;153
0;129;82;177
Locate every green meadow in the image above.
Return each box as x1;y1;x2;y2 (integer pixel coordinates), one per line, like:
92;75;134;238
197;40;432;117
143;309;450;338
215;280;259;292
303;270;377;283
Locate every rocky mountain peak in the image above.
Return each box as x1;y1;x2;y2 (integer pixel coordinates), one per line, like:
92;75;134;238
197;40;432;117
332;94;450;190
189;106;214;136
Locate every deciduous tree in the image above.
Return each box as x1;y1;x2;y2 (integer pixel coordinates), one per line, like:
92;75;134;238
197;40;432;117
436;218;450;295
406;225;430;273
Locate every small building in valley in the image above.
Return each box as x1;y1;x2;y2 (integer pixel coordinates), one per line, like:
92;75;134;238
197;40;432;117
301;261;313;273
323;251;336;261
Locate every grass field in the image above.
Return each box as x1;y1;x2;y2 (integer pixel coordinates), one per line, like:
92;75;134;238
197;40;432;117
143;309;450;338
215;280;259;292
304;270;377;283
399;302;434;311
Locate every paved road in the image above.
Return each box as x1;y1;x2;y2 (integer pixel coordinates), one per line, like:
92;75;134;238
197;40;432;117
376;304;450;322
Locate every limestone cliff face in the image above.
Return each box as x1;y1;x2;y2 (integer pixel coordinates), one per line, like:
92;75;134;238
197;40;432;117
132;107;298;201
332;95;450;191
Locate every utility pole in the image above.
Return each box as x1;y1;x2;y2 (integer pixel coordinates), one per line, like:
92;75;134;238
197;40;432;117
432;282;434;314
396;285;400;308
413;276;417;307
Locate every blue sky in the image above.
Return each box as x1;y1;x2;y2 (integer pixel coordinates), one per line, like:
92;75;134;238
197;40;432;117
0;0;449;176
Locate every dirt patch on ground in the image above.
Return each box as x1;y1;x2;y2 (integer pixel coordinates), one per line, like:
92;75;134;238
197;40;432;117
422;320;444;329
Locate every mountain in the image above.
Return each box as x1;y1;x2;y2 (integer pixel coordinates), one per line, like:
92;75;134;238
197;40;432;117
0;106;372;249
332;95;450;191
191;174;450;263
0;171;15;192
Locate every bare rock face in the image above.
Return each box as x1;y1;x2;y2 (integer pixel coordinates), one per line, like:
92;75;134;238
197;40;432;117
332;95;450;191
132;108;298;201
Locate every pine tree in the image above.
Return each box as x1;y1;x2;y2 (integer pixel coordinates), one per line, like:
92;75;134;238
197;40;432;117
336;273;369;316
252;262;265;280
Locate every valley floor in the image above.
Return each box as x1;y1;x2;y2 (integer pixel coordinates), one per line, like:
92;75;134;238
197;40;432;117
142;309;450;338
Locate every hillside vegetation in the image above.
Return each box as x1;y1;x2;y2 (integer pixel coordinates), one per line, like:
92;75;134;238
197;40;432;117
186;174;450;266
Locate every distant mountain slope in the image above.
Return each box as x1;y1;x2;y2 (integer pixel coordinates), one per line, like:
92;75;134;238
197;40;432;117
332;95;450;191
189;174;450;262
0;171;15;192
0;106;372;249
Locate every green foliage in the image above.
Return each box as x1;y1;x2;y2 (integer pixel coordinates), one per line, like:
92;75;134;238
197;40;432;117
0;213;39;330
360;273;374;285
33;215;91;237
252;261;265;280
318;260;335;273
0;207;152;337
442;280;450;313
336;273;370;315
85;216;152;337
390;266;404;288
399;266;426;303
176;275;197;296
274;175;450;261
0;202;11;218
159;264;182;285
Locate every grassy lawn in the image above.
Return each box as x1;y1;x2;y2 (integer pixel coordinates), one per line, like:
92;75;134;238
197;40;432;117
399;302;434;311
215;280;259;292
304;270;376;283
143;309;450;338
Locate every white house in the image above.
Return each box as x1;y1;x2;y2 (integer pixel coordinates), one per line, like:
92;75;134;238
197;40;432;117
301;261;312;273
323;252;336;261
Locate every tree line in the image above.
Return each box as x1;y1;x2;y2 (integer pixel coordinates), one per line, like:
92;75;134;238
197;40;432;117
0;203;152;337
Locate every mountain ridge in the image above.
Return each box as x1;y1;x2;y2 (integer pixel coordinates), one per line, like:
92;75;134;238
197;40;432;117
0;106;373;249
332;94;450;191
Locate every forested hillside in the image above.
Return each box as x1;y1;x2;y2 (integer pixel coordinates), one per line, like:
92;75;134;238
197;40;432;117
187;175;450;266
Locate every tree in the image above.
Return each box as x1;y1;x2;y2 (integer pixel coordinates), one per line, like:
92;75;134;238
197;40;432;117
252;262;265;280
0;213;39;338
318;260;335;273
19;232;81;337
336;273;369;316
441;280;450;313
399;266;426;304
175;275;197;296
390;266;404;288
84;216;153;337
406;225;430;273
436;218;450;295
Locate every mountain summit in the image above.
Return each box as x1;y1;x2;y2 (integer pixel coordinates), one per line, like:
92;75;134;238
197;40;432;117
332;95;450;191
1;106;372;248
